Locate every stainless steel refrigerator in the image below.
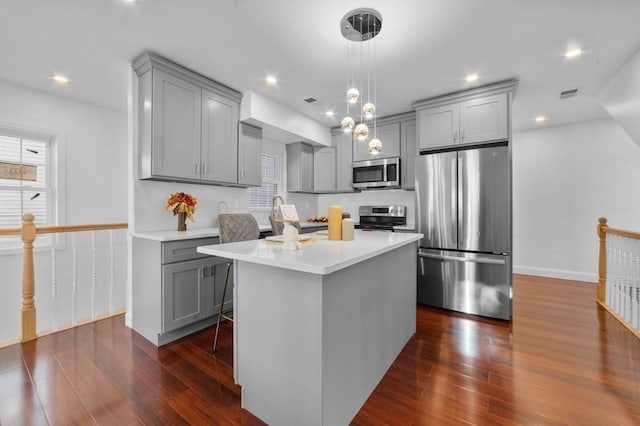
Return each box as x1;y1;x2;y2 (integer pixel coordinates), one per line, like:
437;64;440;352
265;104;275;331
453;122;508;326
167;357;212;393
415;142;512;320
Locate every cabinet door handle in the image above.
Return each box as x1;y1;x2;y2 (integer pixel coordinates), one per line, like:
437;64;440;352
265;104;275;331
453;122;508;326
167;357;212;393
203;267;208;278
203;163;208;174
461;129;465;142
453;130;458;142
241;170;245;179
195;163;200;174
210;265;215;276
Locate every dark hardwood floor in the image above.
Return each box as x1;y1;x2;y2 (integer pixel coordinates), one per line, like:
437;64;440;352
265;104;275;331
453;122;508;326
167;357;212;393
1;274;639;425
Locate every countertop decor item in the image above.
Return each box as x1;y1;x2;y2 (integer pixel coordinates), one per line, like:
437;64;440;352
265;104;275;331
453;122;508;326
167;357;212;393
328;205;343;240
342;218;355;241
279;204;301;251
166;192;197;231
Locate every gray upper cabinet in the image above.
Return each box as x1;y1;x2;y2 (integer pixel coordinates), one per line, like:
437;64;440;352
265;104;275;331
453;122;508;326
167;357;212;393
313;147;336;193
287;142;314;193
238;122;262;186
201;89;239;183
151;69;202;180
352;122;401;162
413;80;517;151
335;132;353;192
400;119;417;189
459;94;507;144
133;52;257;187
417;103;459;150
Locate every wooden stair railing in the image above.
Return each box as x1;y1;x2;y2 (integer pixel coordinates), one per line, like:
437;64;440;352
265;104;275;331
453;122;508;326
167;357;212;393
0;214;127;342
597;217;640;340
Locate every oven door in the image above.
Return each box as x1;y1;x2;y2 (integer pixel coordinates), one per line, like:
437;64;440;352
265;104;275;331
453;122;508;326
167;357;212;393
352;158;399;189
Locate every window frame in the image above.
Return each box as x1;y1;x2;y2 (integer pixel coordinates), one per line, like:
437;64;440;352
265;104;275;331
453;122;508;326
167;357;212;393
0;123;64;255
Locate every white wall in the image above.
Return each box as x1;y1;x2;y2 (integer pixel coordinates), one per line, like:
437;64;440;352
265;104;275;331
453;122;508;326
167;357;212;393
0;80;128;345
512;118;640;282
598;48;640;150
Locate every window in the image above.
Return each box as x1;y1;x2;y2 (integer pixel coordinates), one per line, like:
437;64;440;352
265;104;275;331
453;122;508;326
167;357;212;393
0;128;56;249
249;153;280;209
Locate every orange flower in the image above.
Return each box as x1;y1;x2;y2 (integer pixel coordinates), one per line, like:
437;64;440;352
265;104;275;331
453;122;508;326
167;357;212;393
166;192;197;222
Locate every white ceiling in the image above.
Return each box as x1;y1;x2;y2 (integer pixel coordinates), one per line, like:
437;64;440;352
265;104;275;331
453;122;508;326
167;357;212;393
2;0;640;133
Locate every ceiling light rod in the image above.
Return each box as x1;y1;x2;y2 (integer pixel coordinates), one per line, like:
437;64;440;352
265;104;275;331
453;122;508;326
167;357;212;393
340;8;383;155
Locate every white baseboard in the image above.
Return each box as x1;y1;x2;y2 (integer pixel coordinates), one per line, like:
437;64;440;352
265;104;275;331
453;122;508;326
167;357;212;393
513;265;597;283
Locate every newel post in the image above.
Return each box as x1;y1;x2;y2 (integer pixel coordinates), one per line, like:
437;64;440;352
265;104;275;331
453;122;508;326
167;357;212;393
597;217;608;304
21;213;37;342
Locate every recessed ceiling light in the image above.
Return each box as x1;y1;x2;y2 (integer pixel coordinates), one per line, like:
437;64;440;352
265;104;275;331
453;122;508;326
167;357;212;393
535;115;546;123
325;111;335;117
565;48;582;58
52;75;69;85
466;74;478;83
265;75;277;85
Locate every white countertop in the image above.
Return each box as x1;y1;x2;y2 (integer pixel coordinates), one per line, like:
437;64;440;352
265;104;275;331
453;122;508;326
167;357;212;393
197;230;423;275
132;222;328;242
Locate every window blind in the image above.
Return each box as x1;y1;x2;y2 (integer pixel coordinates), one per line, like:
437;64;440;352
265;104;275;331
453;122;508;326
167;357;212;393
249;153;279;209
0;134;49;229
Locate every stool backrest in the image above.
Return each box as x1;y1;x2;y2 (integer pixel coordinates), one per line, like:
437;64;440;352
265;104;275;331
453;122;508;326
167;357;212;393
268;216;301;236
217;214;260;244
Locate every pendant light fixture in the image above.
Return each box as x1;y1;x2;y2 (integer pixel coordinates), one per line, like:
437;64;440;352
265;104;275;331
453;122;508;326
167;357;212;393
340;8;383;154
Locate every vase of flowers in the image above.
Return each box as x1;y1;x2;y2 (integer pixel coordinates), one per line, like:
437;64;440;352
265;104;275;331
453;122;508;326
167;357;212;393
167;192;197;231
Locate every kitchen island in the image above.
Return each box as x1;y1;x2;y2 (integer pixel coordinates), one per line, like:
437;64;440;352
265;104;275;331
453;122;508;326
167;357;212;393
197;230;422;425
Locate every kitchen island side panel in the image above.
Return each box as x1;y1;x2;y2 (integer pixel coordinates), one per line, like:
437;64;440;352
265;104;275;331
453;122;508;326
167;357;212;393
236;263;324;425
235;241;417;425
132;237;162;345
322;242;417;425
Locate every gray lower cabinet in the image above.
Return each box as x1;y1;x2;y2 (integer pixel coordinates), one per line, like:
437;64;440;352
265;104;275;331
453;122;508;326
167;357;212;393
162;256;232;333
133;235;230;346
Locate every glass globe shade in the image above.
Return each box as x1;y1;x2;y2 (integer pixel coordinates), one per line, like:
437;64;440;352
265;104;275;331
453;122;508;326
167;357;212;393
362;103;376;120
368;138;382;155
354;123;369;141
341;116;355;133
346;88;360;104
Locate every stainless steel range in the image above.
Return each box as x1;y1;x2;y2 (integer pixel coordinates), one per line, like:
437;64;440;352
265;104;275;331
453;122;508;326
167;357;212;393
357;205;406;231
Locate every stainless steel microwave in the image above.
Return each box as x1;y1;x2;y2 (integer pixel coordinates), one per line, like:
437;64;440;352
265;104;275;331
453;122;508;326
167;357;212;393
352;157;400;189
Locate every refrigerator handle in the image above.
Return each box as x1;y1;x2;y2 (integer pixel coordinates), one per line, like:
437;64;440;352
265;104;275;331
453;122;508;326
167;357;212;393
418;250;506;265
450;156;457;245
415;158;422;237
458;154;465;246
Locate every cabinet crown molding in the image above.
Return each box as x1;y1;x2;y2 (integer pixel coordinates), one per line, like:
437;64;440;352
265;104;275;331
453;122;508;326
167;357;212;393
132;51;242;102
412;79;518;110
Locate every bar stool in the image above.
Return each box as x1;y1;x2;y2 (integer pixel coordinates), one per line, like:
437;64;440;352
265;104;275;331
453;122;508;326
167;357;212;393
212;213;260;352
